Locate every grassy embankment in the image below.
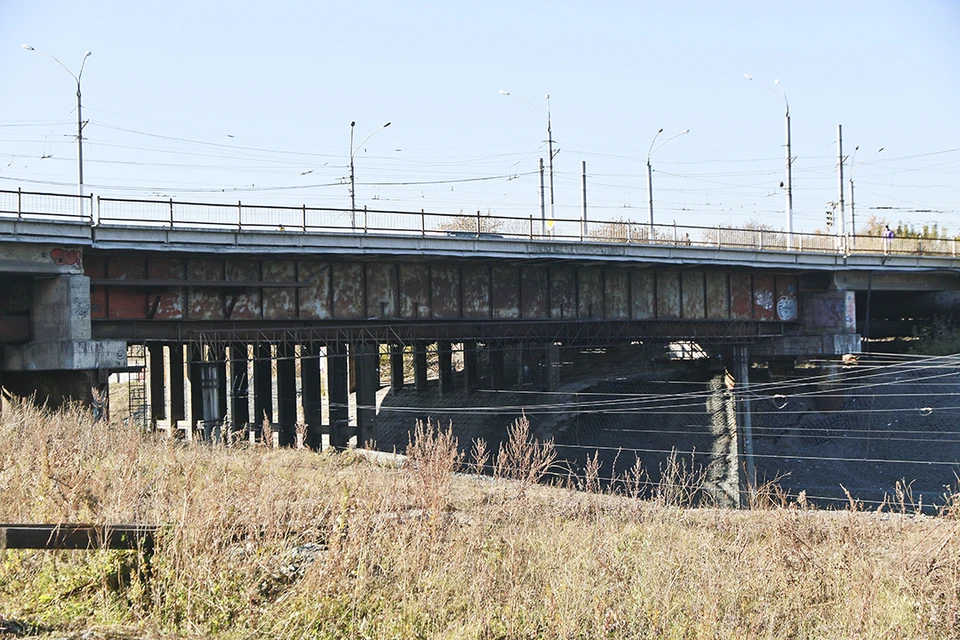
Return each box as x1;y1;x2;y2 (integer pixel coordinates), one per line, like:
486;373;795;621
1;398;959;639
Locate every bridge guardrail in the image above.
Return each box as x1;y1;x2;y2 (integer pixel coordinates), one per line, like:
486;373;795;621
0;187;956;258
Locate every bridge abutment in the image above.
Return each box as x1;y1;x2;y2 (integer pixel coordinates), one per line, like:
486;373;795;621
2;274;125;408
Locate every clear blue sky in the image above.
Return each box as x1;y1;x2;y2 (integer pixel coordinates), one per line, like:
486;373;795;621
2;0;958;234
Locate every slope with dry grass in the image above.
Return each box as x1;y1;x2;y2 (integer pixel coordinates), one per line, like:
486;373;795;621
0;399;958;639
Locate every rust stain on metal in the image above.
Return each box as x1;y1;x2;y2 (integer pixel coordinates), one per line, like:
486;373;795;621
298;261;331;320
775;274;799;322
187;259;224;321
263;260;297;321
148;257;184;319
656;271;681;319
730;273;753;319
492;266;520;319
520;266;548;319
681;272;705;319
400;263;430;319
431;264;460;320
85;255;107;319
225;259;261;320
631;270;654;320
752;273;776;321
577;267;603;319
365;262;396;318
604;269;630;320
106;257;148;320
550;267;576;319
705;272;729;319
332;262;364;320
462;265;490;319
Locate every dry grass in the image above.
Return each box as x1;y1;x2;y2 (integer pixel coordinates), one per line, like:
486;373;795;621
1;398;959;638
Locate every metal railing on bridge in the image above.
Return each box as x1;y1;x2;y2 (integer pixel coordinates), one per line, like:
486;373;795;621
1;187;955;257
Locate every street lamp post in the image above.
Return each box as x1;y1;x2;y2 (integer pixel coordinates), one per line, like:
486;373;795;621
500;90;555;236
849;146;883;244
349;120;390;229
23;45;91;219
646;128;689;229
744;74;792;248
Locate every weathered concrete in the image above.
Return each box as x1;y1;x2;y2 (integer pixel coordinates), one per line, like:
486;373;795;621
2;274;125;405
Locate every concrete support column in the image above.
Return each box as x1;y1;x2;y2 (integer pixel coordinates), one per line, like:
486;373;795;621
216;347;228;425
168;343;186;425
253;343;273;437
188;344;204;433
489;346;505;390
516;342;527;389
355;342;379;447
276;341;297;447
200;361;222;442
734;346;756;507
328;342;350;448
437;340;454;396
300;342;322;449
547;343;560;391
229;343;250;429
148;343;165;423
414;341;428;393
706;372;739;508
463;341;478;391
390;343;405;393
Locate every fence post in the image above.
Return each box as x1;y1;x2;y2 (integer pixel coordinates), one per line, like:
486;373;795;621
476;210;481;237
88;193;95;224
238;200;243;231
421;209;425;236
16;187;21;221
363;206;368;234
673;221;678;246
302;204;307;232
169;198;174;229
91;194;98;227
529;215;533;240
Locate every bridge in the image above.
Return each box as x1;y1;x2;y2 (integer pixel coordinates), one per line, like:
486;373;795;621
2;187;958;452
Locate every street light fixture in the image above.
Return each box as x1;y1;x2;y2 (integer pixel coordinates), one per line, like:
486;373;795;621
849;146;883;241
500;90;555;235
23;44;91;219
744;74;792;247
646;128;689;228
349;120;390;229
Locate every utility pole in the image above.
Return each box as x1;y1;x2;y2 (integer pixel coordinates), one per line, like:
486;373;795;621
837;124;845;249
23;45;91;220
538;158;546;237
581;160;587;238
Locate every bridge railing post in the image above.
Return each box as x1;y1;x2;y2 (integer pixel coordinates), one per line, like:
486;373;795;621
529;215;533;240
717;224;722;249
302;204;307;232
169;198;174;229
421;209;425;236
16;187;22;221
363;205;368;234
476;210;481;238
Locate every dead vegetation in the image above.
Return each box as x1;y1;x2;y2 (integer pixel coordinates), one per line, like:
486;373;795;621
0;398;959;638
